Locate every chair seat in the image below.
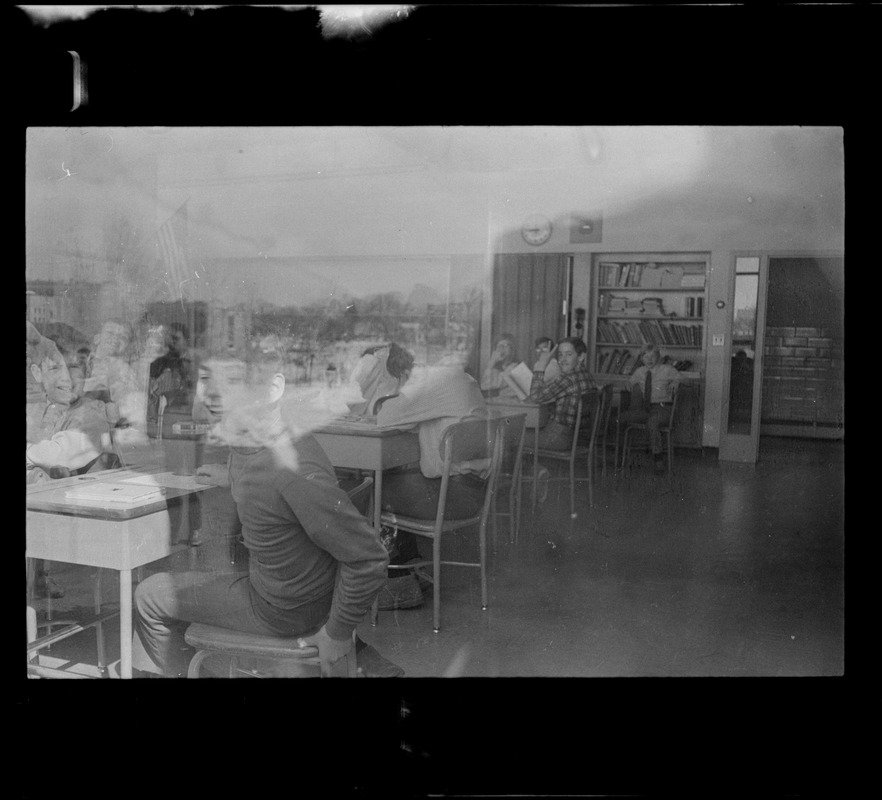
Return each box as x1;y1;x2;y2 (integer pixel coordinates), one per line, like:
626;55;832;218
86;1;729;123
380;511;480;535
184;623;319;660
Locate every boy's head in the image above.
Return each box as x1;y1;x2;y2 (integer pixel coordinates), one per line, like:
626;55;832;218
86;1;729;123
556;337;587;374
95;319;131;358
494;334;516;362
535;336;555;354
641;345;661;368
165;322;189;355
199;349;286;421
27;321;74;406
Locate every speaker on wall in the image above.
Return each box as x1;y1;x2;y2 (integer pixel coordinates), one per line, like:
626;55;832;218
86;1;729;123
569;212;603;244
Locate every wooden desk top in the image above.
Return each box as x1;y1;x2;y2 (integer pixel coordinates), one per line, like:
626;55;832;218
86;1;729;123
26;467;213;521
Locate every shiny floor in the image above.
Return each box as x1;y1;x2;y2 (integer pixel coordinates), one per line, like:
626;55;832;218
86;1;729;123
28;436;844;677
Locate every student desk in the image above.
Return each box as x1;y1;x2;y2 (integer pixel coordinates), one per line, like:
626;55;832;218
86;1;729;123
26;466;213;678
313;421;420;533
487;399;549;512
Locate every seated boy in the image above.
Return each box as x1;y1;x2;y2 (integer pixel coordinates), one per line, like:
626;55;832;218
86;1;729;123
131;349;400;677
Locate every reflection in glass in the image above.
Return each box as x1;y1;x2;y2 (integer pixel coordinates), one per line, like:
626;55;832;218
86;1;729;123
728;258;760;435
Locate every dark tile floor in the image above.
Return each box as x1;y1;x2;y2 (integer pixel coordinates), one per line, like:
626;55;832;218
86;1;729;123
27;436;844;678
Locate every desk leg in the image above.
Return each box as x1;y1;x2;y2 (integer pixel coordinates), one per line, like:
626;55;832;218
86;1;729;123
373;469;383;533
119;569;133;679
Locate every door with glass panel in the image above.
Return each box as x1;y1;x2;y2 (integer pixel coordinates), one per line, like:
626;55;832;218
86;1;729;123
718;254;768;463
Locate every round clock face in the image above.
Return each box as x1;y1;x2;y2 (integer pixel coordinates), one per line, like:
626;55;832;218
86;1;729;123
521;214;552;246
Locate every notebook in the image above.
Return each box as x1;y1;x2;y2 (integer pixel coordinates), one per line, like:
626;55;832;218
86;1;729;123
65;483;166;505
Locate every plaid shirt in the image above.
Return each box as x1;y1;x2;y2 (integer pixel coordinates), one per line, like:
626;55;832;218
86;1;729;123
529;366;595;429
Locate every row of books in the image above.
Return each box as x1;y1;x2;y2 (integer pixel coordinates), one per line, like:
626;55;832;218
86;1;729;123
595;350;697;376
595;348;638;375
598;262;707;290
685;296;705;317
597;318;703;347
599;294;666;315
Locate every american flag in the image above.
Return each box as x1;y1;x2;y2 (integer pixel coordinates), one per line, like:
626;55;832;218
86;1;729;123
156;201;189;299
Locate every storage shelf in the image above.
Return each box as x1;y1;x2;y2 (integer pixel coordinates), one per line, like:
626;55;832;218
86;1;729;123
598;315;705;321
596;342;701;349
591;253;709;448
598;286;706;292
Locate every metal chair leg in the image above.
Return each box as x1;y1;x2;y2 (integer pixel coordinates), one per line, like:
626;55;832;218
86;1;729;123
432;533;442;633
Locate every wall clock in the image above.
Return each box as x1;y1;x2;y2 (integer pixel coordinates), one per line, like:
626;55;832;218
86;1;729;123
521;214;553;246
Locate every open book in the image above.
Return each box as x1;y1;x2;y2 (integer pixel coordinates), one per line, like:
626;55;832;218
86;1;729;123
501;362;535;400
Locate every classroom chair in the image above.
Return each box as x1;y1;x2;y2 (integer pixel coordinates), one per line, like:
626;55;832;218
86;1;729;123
522;388;607;516
592;384;616;480
621;383;681;476
489;411;527;547
182;476;373;678
370;415;505;633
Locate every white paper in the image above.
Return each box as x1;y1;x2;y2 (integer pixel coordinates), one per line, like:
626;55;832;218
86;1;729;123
503;362;534;400
121;473;204;490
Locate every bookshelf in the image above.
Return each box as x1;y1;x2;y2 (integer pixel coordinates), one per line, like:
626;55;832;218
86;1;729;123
589;252;708;447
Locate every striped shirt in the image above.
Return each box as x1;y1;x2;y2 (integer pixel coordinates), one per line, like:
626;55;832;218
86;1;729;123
529;366;595;429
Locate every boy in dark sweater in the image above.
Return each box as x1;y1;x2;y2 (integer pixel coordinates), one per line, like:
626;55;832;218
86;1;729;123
131;350;395;677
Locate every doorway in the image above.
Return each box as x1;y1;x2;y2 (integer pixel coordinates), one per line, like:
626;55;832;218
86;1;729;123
760;256;844;441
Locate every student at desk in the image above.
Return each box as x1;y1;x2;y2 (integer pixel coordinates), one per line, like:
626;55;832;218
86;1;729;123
132;348;401;677
480;333;519;398
348;342;415;417
528;337;595;451
26;321;116;599
374;349;488;609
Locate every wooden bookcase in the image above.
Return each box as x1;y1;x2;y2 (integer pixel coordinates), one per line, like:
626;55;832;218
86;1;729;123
589;252;709;447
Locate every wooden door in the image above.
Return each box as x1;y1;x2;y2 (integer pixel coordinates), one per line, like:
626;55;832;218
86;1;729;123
491;253;570;368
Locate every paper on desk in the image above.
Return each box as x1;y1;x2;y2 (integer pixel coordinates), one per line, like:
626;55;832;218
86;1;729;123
120;473;203;490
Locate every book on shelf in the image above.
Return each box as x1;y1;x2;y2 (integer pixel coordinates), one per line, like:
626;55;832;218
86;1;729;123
599;262;620;286
618;350;634;375
681;273;706;288
659;266;685;289
696;297;704;317
610;349;627;374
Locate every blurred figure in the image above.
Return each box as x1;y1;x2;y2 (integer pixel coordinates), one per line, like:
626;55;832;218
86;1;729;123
480;333;519;398
84;318;142;427
26;321;116;598
533;335;561;382
147;322;195;438
347;342;415;416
